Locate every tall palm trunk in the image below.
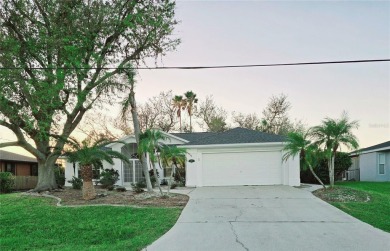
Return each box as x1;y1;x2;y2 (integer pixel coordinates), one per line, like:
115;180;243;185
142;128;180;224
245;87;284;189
81;164;96;200
306;161;326;189
179;114;182;132
128;84;153;192
189;114;192;132
330;154;335;188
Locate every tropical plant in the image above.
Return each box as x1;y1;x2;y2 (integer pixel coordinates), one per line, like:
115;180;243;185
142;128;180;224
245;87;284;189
283;131;326;189
312;113;359;188
138;129;168;195
68;176;83;190
184;91;198;132
99;168;120;189
172;95;186;132
64;138;130;200
161;145;187;193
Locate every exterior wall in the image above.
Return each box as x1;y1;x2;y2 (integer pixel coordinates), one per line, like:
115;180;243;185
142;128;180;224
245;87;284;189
0;161;37;176
360;151;390;181
16;163;32;176
184;144;300;187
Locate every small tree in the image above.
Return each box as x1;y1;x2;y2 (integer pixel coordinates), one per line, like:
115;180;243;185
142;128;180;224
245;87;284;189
161;145;187;194
312;112;359;188
283;131;326;189
138;129;168;196
64;138;129;200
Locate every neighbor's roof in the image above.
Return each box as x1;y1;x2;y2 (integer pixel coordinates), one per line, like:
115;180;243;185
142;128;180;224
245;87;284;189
0;150;37;163
172;127;285;146
351;140;390;155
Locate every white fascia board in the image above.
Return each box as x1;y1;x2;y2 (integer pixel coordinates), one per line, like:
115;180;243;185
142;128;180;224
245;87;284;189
358;146;390;155
178;142;284;149
160;131;189;143
106;135;136;147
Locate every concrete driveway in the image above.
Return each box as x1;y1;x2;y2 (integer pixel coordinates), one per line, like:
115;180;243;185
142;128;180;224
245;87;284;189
146;186;390;251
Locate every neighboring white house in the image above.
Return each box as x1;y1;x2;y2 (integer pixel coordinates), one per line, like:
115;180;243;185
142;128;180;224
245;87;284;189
348;140;390;182
65;127;300;187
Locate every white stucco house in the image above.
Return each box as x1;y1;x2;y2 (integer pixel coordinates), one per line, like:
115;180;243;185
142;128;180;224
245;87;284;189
65;127;300;187
348;140;390;182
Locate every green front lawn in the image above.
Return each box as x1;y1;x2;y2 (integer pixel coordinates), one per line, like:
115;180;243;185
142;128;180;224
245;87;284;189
331;182;390;232
0;193;182;250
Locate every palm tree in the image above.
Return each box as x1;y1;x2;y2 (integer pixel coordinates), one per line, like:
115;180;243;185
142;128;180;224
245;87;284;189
121;70;153;192
312;113;359;188
138;129;168;195
172;95;185;132
283;131;326;189
184;91;198;132
161;145;187;194
64;138;130;200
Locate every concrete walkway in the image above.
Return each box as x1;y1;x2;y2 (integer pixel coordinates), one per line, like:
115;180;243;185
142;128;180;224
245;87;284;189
146;186;390;251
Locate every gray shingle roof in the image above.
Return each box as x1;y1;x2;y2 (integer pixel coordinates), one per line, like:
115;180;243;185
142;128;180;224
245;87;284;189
172;127;285;146
351;140;390;155
0;150;37;163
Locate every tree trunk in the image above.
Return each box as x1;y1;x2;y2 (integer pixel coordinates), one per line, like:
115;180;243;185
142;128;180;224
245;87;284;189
128;83;153;192
32;159;58;192
189;115;192;132
179;115;182;132
81;164;96;200
306;161;326;190
150;161;163;196
168;164;174;194
330;154;335;188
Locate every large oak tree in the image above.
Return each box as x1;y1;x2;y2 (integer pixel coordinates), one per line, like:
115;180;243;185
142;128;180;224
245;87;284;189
0;0;179;191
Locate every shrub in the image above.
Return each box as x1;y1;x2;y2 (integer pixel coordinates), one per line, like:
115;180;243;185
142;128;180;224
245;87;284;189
0;172;15;193
131;181;146;193
300;152;352;184
116;187;127;192
54;168;66;188
69;176;83;190
99;168;120;189
170;182;177;189
174;168;186;186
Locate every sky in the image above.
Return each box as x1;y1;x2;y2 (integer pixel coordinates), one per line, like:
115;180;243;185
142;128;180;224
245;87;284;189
1;0;389;156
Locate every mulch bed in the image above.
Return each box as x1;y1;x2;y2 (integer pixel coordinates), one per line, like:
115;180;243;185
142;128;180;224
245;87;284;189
46;187;189;207
313;187;370;203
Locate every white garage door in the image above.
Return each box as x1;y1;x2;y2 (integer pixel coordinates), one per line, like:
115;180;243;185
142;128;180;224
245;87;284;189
202;151;282;186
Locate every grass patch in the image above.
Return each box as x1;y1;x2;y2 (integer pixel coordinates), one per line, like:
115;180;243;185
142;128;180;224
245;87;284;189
315;182;390;233
0;193;182;250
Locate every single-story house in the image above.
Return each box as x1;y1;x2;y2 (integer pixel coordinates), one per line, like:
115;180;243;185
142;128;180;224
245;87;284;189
0;150;38;176
349;141;390;182
65;127;300;187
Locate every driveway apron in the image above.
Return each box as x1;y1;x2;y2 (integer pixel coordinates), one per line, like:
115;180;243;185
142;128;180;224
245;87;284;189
146;186;390;251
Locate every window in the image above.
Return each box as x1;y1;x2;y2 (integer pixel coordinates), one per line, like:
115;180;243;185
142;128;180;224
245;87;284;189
378;153;385;175
31;164;38;176
5;163;16;175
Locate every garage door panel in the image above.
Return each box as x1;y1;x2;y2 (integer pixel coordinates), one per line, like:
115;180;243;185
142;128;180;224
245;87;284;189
202;151;282;186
